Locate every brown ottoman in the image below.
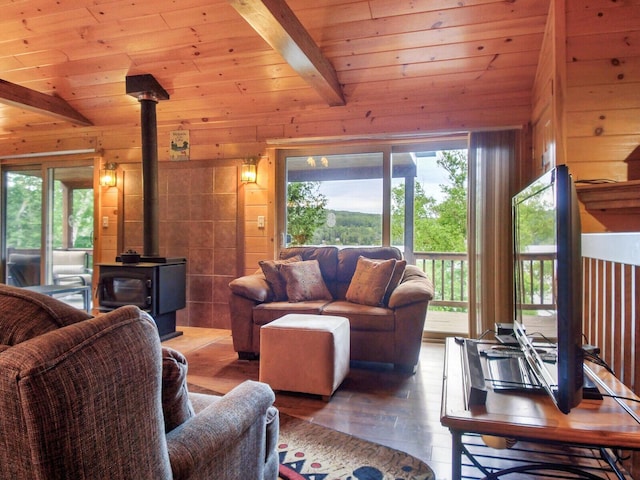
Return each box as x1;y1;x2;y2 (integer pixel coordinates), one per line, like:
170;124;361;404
259;314;350;401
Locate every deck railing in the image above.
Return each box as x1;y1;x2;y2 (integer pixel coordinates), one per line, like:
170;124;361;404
414;251;556;311
414;252;468;309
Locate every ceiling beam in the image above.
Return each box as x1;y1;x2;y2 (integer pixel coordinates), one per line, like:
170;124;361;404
228;0;345;107
0;79;92;127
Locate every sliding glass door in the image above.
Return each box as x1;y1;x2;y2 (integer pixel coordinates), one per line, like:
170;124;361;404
2;163;94;307
278;138;471;337
4;169;43;286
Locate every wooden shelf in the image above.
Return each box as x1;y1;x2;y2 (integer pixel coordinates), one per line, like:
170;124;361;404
576;180;640;213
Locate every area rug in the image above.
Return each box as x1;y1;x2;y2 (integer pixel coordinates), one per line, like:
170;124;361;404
187;383;436;480
277;413;435;480
187;383;435;479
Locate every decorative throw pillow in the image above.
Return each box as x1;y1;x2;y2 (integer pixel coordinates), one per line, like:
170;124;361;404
161;347;195;432
383;259;407;306
280;259;333;302
346;256;397;307
259;255;303;301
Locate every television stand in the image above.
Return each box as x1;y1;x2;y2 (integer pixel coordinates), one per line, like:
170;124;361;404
442;338;640;479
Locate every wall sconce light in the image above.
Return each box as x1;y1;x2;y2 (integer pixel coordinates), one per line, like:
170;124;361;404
99;162;118;187
241;156;258;183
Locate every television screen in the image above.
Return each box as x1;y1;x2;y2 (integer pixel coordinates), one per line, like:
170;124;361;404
512;165;583;414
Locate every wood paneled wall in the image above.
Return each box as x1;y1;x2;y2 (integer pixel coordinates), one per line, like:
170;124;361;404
564;0;640;232
241;152;274;275
530;0;640;232
530;0;564;186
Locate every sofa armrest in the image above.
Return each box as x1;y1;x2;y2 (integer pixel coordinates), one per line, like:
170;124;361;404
388;265;434;309
228;274;272;303
166;380;276;480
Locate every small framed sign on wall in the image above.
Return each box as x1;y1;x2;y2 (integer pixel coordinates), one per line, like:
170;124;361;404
170;130;190;161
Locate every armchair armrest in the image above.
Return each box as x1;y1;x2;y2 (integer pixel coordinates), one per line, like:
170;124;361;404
166;380;276;479
228;274;272;303
388;265;434;309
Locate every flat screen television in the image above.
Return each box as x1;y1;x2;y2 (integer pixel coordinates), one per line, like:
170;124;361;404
512;164;583;414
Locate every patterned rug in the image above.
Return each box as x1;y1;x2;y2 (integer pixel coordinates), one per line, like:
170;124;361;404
187;383;435;480
277;413;435;480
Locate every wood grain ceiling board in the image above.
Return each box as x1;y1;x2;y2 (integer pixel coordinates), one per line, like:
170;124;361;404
331;33;544;71
0;0;549;145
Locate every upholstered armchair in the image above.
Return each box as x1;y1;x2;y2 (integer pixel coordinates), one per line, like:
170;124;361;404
0;284;279;480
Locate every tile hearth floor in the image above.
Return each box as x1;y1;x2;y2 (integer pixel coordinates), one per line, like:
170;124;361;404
164;327;452;479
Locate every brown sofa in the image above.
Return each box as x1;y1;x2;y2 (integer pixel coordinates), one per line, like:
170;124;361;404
228;246;434;373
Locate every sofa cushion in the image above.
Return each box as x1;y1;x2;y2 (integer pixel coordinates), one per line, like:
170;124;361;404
346;256;396;307
259;255;302;301
280;260;333;302
336;247;402;283
253;300;329;326
280;246;339;296
322;300;395;331
161;347;195;432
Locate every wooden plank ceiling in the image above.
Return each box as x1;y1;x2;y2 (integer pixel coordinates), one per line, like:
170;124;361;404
0;0;548;148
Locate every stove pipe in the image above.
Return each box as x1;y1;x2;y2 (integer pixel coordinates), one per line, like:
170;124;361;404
139;93;159;258
126;74;169;259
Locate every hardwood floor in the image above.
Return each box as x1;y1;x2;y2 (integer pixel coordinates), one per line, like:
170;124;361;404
164;327;634;480
164;327;453;479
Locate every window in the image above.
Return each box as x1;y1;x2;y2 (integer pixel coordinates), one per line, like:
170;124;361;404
282;151;385;247
2;162;94;308
278;138;470;338
278;138;468;256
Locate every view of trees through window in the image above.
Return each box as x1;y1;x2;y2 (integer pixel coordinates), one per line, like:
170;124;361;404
5;172;94;250
60;188;94;249
5;172;43;250
285;149;555;318
391;150;467;253
285;150;468;253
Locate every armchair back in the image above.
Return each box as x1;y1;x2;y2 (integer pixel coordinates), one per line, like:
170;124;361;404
0;283;280;480
0;306;173;479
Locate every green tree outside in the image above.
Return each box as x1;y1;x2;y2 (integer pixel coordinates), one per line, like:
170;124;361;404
6;172;43;249
286;181;328;245
6;171;94;251
289;150;470;250
392;150;468;253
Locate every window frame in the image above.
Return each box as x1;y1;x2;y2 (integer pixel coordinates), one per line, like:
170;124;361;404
276;145;391;251
275;137;469;253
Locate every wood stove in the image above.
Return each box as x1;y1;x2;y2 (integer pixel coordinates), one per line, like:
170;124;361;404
98;257;186;340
